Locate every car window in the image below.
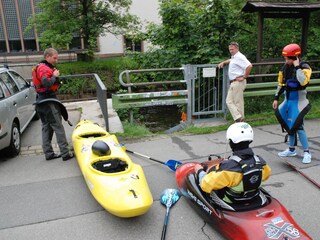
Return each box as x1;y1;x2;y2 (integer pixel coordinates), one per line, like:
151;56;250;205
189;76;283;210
0;77;12;97
9;71;28;90
0;81;4;99
0;71;19;94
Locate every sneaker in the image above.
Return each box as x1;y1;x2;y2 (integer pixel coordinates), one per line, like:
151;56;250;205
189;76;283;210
235;118;244;123
62;152;74;161
302;152;311;164
45;153;61;161
278;149;297;157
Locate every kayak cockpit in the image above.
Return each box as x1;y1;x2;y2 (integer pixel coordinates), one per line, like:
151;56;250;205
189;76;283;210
186;172;271;212
78;132;108;138
92;158;128;173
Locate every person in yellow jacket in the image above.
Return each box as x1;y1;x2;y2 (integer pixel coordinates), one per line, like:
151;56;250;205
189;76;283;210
194;122;271;207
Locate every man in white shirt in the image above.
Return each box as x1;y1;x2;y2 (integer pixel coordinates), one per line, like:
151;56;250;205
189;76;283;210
218;42;252;122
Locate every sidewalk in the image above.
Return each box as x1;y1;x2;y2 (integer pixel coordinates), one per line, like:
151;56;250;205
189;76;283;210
64;99;124;133
20;99;123;156
5;100;320;239
6;115;320;240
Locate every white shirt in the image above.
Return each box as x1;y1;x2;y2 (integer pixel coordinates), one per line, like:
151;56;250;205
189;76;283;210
228;51;251;80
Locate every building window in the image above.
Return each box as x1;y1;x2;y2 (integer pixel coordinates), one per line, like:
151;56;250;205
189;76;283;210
124;36;142;52
0;41;6;53
24;40;37;52
9;40;22;52
69;37;82;50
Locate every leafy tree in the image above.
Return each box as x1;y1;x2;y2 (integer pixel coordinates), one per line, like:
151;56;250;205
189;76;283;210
27;0;139;58
136;0;254;66
134;0;320;69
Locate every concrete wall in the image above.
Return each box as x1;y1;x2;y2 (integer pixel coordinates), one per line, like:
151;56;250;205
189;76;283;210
10;65;34;80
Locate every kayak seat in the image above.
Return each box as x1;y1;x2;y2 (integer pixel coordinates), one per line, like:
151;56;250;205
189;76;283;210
191;173;269;212
220;190;269;212
92;158;128;173
206;189;269;212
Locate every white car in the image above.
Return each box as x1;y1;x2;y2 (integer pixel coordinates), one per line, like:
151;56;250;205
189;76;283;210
0;66;38;156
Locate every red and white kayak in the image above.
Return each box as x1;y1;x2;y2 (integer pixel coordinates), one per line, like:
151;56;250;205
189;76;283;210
175;159;312;240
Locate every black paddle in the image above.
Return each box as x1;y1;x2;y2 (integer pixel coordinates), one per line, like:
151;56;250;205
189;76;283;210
160;189;181;240
125;149;182;171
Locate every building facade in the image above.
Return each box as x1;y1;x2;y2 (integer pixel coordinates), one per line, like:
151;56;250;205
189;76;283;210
0;0;160;59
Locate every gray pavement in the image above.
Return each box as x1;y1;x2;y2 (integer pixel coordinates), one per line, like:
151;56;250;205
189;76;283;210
0;100;319;240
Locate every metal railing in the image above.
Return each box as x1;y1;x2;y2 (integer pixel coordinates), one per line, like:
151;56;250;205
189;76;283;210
117;67;187;123
118;67;185;92
26;73;109;131
60;74;109;131
116;60;320;123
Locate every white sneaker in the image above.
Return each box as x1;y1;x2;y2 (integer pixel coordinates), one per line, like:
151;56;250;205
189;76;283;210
278;149;297;157
302;152;311;164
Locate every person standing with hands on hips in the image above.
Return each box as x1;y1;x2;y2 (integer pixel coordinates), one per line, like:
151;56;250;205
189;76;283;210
272;43;312;164
32;48;74;161
218;42;252;122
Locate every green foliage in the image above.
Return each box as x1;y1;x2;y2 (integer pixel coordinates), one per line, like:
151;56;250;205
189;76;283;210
116;121;152;138
26;0;139;57
306;11;320;58
116;108;145;123
143;0;240;65
57;57;138;91
181;124;228;135
244;96;275;114
59;77;90;96
133;0;320;70
180;94;320;137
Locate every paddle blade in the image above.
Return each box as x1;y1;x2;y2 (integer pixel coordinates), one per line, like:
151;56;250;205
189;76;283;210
165;160;182;171
160;189;181;208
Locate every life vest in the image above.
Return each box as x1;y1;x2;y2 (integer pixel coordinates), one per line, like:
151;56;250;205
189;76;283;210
223;155;263;203
281;61;310;94
32;63;59;94
275;61;311;135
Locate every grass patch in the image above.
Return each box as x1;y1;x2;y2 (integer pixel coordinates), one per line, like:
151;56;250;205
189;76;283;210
116;122;153;139
120;95;320;138
180;96;320;136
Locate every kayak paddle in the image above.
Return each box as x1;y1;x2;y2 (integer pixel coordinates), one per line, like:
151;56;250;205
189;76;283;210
125;149;182;171
160;189;181;240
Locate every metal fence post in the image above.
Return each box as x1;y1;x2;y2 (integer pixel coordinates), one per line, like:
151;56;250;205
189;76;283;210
222;65;229;119
94;74;109;131
182;64;193;124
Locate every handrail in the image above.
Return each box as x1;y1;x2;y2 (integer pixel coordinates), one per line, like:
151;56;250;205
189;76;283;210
26;73;109;131
244;78;320;97
118;63;320;91
119;68;185;89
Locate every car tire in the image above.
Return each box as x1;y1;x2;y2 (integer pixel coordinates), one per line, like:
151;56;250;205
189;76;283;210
4;122;21;156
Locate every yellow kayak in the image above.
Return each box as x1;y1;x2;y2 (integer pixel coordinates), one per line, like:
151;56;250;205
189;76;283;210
72;120;153;218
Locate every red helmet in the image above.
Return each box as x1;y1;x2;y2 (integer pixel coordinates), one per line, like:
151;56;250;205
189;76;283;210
282;43;301;57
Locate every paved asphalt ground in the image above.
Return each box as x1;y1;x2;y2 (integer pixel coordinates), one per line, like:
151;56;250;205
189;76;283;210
0;100;319;240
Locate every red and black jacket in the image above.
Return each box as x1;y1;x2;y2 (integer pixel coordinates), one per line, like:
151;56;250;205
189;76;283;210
32;60;59;94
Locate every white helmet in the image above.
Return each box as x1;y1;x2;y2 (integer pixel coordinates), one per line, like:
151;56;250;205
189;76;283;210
226;122;253;144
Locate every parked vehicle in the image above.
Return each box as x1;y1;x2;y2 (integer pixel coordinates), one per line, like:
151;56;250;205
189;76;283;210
0;66;38;156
